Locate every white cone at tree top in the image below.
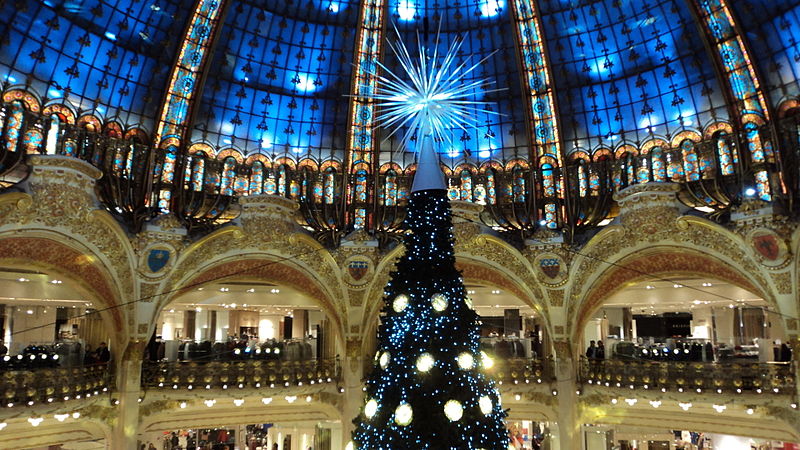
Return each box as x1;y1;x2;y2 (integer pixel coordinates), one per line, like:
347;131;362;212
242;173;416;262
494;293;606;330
410;116;446;192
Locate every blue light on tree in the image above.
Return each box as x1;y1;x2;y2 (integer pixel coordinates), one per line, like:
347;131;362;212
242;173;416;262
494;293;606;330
352;30;509;449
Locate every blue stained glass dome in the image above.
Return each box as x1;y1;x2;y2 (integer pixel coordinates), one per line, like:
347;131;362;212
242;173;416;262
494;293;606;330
0;0;193;131
2;0;800;163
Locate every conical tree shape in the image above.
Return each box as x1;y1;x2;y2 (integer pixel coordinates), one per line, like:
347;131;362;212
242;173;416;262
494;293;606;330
352;172;508;448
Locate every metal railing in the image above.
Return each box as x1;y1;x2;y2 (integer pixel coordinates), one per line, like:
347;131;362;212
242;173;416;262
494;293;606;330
141;358;340;390
488;358;553;385
0;364;111;406
579;358;795;394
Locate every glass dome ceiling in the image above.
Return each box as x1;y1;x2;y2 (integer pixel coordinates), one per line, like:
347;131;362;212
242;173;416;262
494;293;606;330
1;0;799;166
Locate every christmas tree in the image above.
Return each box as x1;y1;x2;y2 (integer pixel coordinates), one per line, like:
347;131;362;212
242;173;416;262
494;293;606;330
352;31;508;449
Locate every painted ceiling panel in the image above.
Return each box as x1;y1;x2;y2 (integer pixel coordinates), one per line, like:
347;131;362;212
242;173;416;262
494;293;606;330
191;0;359;159
0;0;191;131
539;0;729;152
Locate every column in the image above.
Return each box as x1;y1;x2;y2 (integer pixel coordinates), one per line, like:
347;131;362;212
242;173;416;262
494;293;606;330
112;341;145;450
553;341;581;450
341;337;363;449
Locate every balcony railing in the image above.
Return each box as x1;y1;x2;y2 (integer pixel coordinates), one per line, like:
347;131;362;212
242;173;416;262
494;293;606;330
141;358;340;390
579;358;795;394
0;364;111;407
488;358;553;385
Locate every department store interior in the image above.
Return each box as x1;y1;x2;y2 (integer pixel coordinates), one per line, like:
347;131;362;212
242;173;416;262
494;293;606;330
1;0;800;449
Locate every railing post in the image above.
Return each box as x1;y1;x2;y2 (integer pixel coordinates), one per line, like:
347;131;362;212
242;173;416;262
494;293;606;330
110;341;146;450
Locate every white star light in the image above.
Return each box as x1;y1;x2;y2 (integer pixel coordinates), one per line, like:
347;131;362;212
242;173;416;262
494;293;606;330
367;27;501;153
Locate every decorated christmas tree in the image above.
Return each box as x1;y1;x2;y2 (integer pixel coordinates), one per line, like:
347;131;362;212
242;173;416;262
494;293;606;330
352;31;509;449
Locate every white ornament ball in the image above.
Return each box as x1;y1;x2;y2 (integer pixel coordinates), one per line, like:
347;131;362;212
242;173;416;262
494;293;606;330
479;395;493;415
416;353;435;373
364;399;378;418
444;399;463;421
395;403;413;426
379;351;391;369
393;294;409;313
457;352;475;370
431;293;448;312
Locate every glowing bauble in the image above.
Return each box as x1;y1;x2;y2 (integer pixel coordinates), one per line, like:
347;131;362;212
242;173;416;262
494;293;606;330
416;353;435;372
394;403;413;426
364;399;378;419
479;395;493;415
379;351;391;369
481;351;494;369
345;442;354;450
431;293;448;312
457;352;475;370
393;294;409;313
443;399;463;421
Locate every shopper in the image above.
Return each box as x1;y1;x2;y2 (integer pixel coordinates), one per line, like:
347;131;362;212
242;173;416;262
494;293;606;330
596;340;605;360
586;341;597;359
95;342;111;364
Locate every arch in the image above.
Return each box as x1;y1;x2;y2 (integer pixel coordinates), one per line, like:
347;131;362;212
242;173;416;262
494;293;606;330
778;98;800;118
703;121;734;140
76;115;102;133
361;236;551;349
245;152;271;167
669;130;701;150
0;236;125;343
379;162;402;174
169;258;344;343
592;148;613;162
161;231;346;351
640;138;669;155
569;246;774;347
103;121;124;138
217;148;244;164
2;88;41;113
42;103;76;125
297;157;319;171
123;127;149;143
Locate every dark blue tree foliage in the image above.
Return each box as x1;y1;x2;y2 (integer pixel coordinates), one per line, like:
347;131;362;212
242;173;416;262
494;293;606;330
353;187;508;449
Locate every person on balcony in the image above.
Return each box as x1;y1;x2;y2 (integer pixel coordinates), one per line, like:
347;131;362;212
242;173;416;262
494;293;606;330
596;340;605;360
94;342;110;364
586;341;598;359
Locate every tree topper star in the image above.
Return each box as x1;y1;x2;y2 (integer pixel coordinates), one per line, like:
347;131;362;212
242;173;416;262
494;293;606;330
365;26;503;154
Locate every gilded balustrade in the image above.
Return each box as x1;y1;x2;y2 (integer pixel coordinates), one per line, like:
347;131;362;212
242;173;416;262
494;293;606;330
142;358;340;391
0;364;110;407
580;359;795;394
488;358;553;385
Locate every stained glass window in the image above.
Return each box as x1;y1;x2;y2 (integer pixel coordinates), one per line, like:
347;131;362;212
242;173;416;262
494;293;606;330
249;161;264;195
384;170;398;207
651;148;667;182
4;102;23;153
220;157;237;196
324;168;336;205
460;170;473;202
716;133;735;176
681;140;700;181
